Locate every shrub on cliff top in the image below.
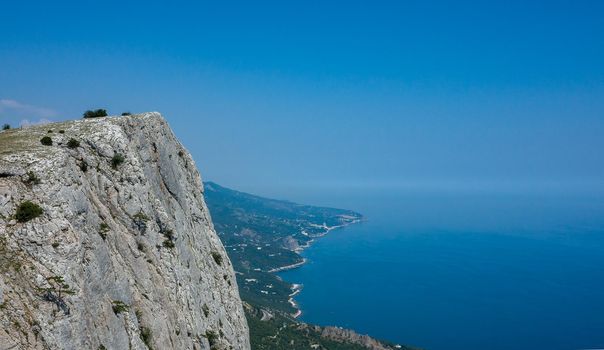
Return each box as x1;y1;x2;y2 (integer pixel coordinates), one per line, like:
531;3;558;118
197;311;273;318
2;124;10;130
40;136;52;146
24;171;41;185
15;201;43;222
83;109;108;119
67;138;80;149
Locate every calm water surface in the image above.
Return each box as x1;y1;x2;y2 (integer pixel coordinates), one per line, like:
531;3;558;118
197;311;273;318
279;191;604;350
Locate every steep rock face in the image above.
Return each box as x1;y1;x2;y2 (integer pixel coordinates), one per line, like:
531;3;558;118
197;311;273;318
0;113;250;350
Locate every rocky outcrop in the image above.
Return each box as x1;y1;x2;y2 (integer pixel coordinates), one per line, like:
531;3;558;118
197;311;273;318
0;113;250;349
320;326;396;350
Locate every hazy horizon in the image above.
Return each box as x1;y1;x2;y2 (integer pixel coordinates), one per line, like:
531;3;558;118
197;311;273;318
2;1;603;195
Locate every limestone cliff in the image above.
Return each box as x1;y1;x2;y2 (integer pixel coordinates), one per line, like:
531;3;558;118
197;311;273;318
0;113;250;350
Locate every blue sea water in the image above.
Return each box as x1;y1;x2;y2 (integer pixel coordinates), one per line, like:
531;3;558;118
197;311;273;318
278;190;604;350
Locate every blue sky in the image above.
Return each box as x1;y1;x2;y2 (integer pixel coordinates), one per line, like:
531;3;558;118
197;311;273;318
1;1;603;195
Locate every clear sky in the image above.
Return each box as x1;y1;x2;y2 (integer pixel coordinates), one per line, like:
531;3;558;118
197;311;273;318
1;1;603;195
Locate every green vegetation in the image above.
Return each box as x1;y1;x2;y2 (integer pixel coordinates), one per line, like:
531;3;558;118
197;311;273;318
161;229;175;249
44;276;74;295
132;211;149;233
202;303;210;317
39;276;75;315
67;138;80;149
15;201;43;222
211;251;223;265
24;171;41;185
140;326;153;350
79;160;88;172
83;109;108;118
111;153;125;169
52;242;59;248
59;130;65;134
2;124;10;130
121;112;132;116
112;300;129;315
205;330;218;348
245;307;413;350
99;222;109;240
135;309;143;321
133;211;149;222
40;136;52;146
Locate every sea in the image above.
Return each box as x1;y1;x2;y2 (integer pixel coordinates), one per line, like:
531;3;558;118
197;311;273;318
278;189;604;350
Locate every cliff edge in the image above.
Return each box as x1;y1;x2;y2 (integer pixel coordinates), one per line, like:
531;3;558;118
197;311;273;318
0;113;250;350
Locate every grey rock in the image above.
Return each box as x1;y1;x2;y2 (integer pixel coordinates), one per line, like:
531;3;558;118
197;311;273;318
0;113;250;349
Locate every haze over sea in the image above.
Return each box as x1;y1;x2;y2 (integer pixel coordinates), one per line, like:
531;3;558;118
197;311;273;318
279;188;604;350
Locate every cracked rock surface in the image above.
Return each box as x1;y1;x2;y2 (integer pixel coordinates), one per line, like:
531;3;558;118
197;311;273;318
0;113;250;350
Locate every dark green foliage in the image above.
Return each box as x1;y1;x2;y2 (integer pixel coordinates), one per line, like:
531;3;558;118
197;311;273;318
121;112;132;116
205;330;218;347
162;229;175;249
15;201;43;222
112;300;129;315
140;327;153;350
2;124;9;130
99;222;109;240
202;303;210;317
44;276;74;295
40;136;52;146
111;154;125;169
137;242;146;252
59;130;65;134
24;171;41;185
39;276;75;315
245;308;412;350
178;150;184;157
98;345;107;350
67;138;80;149
83;109;108;118
47;130;53;133
162;240;175;249
132;211;149;233
211;252;223;265
79;160;88;172
133;211;149;221
52;242;59;248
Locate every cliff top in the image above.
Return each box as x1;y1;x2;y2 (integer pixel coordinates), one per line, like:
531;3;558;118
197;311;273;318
0;112;163;159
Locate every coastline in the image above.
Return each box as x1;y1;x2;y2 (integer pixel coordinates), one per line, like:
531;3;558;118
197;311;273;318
267;259;307;273
289;284;303;318
272;217;363;318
